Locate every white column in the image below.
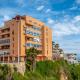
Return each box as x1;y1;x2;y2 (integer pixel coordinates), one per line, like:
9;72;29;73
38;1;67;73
3;53;4;63
18;21;20;63
8;55;9;63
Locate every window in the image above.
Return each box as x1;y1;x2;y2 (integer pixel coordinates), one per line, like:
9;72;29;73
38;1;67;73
13;38;14;41
2;35;5;38
26;30;29;34
34;22;37;24
7;34;10;37
26;43;33;47
33;38;40;42
26;43;41;48
12;31;14;35
36;33;40;36
13;44;14;47
29;20;32;22
0;39;10;44
36;44;39;47
47;50;48;55
33;44;41;48
13;50;14;54
15;57;18;62
26;30;33;35
34;44;36;47
30;32;33;35
7;28;10;31
26;43;30;47
33;32;36;36
12;24;14;26
31;44;33;47
33;32;40;36
39;24;41;26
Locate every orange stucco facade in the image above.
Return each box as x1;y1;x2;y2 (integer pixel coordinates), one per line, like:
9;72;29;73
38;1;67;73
0;15;52;62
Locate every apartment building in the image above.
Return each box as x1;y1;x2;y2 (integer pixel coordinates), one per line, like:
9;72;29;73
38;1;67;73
64;53;78;64
0;15;52;63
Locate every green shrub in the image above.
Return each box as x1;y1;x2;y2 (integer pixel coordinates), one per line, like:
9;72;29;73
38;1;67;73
24;71;44;80
12;72;26;80
36;60;60;80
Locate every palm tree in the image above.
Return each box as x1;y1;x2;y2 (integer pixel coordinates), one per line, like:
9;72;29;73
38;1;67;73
26;47;41;71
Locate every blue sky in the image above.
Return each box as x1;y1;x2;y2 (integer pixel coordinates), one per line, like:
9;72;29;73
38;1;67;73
0;0;80;58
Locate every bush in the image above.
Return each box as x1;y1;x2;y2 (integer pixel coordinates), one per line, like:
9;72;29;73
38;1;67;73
36;60;60;80
0;60;80;80
12;72;26;80
24;71;44;80
0;64;12;80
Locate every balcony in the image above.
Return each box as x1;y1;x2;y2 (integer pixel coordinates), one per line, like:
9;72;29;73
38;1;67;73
26;43;42;50
26;25;41;31
26;37;33;41
0;28;10;33
0;45;10;50
0;34;10;39
0;39;10;45
26;34;35;38
26;36;41;44
26;34;41;39
0;28;10;38
0;50;10;56
24;29;41;38
0;32;10;36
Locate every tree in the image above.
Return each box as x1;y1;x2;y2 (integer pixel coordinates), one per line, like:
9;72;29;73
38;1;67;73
26;47;41;71
0;64;13;80
55;44;59;49
52;41;55;48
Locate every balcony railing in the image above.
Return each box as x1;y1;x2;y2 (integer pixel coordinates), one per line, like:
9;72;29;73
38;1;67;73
26;43;42;49
0;34;10;39
0;45;10;50
0;39;10;45
0;32;10;36
0;50;10;56
0;28;10;33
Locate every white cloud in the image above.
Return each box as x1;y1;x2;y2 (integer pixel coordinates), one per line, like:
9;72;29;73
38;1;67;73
51;11;60;15
0;22;4;27
76;0;80;4
0;15;11;27
47;15;80;37
46;9;51;13
16;0;25;7
37;5;44;11
47;18;55;24
60;40;80;54
0;8;17;16
47;15;80;54
69;6;78;10
3;15;11;21
53;23;80;37
74;16;80;22
0;8;18;26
